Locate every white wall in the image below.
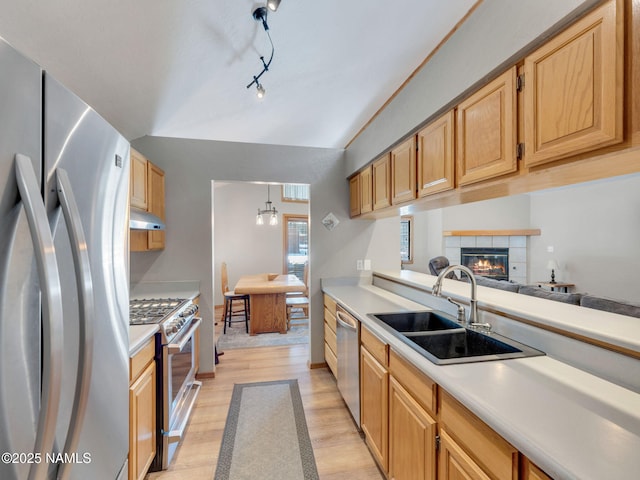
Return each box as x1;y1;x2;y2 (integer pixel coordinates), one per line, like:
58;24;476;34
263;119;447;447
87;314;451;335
529;174;640;300
213;181;308;305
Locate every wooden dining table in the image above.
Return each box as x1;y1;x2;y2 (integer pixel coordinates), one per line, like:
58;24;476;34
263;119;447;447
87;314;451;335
234;273;306;335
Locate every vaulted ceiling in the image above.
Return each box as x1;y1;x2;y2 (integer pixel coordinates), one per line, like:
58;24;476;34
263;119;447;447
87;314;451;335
0;0;477;148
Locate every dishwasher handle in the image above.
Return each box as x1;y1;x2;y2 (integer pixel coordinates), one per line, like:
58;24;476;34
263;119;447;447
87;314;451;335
336;311;358;331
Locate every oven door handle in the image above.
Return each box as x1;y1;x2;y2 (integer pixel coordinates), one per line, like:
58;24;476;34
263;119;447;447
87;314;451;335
167;317;202;354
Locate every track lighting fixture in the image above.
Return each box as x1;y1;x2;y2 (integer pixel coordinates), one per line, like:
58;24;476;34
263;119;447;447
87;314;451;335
267;0;281;11
246;2;282;98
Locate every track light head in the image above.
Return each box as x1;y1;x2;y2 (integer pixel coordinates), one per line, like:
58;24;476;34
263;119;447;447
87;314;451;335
267;0;281;12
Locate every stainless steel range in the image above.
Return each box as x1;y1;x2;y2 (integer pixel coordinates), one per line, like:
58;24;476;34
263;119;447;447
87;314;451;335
129;298;202;470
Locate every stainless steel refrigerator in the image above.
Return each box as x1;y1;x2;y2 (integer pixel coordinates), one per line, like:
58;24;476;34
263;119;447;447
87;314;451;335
0;37;129;480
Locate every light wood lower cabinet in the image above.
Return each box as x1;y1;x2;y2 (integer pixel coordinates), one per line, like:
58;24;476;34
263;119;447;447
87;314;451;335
438;429;491;480
323;294;338;377
354;342;546;480
521;458;553;480
360;328;389;473
439;390;518;480
129;338;156;480
389;376;437;480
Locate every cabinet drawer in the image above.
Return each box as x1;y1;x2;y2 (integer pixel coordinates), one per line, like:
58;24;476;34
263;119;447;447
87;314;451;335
324;321;337;355
324;307;337;333
361;326;388;367
388;349;436;416
130;338;155;383
323;294;337;316
324;342;337;377
440;390;518;480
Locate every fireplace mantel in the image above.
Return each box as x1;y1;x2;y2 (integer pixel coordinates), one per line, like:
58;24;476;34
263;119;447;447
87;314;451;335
443;229;541;237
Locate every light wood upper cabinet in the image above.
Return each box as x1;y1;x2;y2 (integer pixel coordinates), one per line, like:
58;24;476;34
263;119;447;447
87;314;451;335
523;0;623;167
130;149;148;210
391;136;417;205
131;148;166;252
147;162;165;250
372;154;392;210
349;175;361;217
456;66;518;186
360;165;373;214
417;110;455;197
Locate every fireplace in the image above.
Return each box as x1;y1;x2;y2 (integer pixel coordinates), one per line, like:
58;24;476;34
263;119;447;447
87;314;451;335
461;248;509;281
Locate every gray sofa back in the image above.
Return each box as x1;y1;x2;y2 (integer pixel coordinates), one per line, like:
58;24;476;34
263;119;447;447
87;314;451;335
580;295;640;318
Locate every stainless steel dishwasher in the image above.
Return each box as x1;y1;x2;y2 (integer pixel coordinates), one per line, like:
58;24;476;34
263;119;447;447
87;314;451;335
336;307;360;427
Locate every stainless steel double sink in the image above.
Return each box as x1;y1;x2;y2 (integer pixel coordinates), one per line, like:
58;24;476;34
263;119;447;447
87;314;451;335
368;311;544;365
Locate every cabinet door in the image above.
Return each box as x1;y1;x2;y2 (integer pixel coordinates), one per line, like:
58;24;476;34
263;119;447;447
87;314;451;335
372;154;391;210
361;346;388;472
388;376;436;480
129;361;156;480
349;175;361;217
147;162;165;250
438;429;491;480
130;149;148;210
360;165;373;214
521;458;553;480
457;67;517;186
524;0;623;167
417;110;455;197
391;137;417;205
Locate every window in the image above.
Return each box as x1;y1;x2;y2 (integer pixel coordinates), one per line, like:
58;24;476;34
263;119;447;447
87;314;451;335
283;214;309;281
400;216;413;264
282;184;310;203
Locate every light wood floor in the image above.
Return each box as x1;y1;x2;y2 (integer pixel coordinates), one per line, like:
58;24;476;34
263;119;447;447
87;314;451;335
146;344;384;479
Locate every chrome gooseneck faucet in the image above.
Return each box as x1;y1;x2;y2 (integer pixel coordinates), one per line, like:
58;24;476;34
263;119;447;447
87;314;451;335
432;264;479;327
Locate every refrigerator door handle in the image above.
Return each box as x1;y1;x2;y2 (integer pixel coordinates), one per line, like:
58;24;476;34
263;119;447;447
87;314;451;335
15;154;64;480
55;168;94;480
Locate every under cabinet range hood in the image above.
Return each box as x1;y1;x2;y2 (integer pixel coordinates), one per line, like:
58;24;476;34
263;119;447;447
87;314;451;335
130;208;166;230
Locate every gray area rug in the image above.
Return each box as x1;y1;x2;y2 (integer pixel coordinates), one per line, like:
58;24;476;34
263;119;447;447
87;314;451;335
214;379;319;480
217;318;308;350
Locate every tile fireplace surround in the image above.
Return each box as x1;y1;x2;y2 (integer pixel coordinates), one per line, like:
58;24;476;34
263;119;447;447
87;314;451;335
445;235;528;285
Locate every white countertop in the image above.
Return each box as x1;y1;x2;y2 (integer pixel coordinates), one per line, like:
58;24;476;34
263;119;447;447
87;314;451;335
129;324;159;356
322;278;640;480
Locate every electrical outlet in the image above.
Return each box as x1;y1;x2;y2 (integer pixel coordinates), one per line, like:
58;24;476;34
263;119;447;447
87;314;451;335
356;260;363;270
547;246;554;253
364;259;371;270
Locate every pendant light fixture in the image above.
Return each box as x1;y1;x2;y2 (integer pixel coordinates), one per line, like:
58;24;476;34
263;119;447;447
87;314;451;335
246;2;283;98
256;185;279;226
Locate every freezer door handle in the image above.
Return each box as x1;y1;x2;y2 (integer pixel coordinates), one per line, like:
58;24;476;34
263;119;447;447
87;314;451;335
55;168;95;480
15;154;64;480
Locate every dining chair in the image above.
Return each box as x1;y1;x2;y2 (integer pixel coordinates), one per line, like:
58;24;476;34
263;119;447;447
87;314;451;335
221;262;250;333
286;262;309;329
